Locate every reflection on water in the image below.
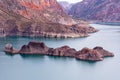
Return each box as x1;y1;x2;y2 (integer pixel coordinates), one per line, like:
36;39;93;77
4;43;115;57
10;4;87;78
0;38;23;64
5;52;15;56
20;54;46;63
47;55;74;62
20;54;45;59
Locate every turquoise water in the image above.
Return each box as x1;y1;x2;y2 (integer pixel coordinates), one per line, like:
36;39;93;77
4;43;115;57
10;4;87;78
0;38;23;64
0;24;120;80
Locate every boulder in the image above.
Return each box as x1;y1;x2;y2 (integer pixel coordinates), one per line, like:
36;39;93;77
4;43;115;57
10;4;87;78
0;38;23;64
4;43;18;54
4;44;13;52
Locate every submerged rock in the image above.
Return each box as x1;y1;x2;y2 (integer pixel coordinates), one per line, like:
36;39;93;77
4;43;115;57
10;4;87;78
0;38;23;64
4;41;114;61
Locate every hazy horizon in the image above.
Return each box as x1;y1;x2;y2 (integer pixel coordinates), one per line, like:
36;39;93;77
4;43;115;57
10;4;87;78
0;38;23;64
57;0;83;3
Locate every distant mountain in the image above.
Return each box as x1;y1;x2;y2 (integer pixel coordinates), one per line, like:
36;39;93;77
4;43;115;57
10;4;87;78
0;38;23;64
69;0;120;22
58;1;73;13
0;0;97;38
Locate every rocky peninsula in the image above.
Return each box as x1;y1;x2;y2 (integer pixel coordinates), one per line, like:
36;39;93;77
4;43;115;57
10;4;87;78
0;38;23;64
0;0;98;38
4;41;114;61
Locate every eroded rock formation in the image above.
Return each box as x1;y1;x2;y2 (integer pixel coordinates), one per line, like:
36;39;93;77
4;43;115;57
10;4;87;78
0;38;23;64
4;41;114;61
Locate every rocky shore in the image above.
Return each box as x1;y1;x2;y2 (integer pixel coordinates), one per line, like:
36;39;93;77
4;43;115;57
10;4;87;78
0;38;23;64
4;41;114;61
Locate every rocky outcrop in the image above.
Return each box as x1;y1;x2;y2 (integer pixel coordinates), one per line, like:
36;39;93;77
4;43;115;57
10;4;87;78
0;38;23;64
75;47;114;61
0;0;98;38
75;48;104;61
4;41;114;61
4;43;19;54
48;46;77;57
19;42;49;54
93;47;114;57
69;0;120;22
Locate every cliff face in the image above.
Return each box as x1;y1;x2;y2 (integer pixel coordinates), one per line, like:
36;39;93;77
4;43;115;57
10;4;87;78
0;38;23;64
58;1;73;14
69;0;120;22
0;0;97;38
0;0;66;22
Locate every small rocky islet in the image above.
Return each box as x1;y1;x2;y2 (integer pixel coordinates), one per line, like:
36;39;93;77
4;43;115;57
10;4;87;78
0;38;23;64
4;41;114;61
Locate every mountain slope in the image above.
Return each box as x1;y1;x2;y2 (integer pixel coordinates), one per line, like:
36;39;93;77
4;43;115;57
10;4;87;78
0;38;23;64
0;0;97;38
69;0;120;22
58;1;73;14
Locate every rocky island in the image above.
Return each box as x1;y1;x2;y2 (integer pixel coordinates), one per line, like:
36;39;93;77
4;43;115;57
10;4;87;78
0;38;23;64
4;41;114;61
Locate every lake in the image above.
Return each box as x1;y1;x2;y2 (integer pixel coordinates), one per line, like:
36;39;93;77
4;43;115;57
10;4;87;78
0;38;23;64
0;24;120;80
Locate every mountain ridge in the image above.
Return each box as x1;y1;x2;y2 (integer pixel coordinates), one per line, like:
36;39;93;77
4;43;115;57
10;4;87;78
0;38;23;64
69;0;120;22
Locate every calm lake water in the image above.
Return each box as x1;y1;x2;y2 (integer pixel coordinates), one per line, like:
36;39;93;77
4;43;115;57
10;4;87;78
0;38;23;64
0;24;120;80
